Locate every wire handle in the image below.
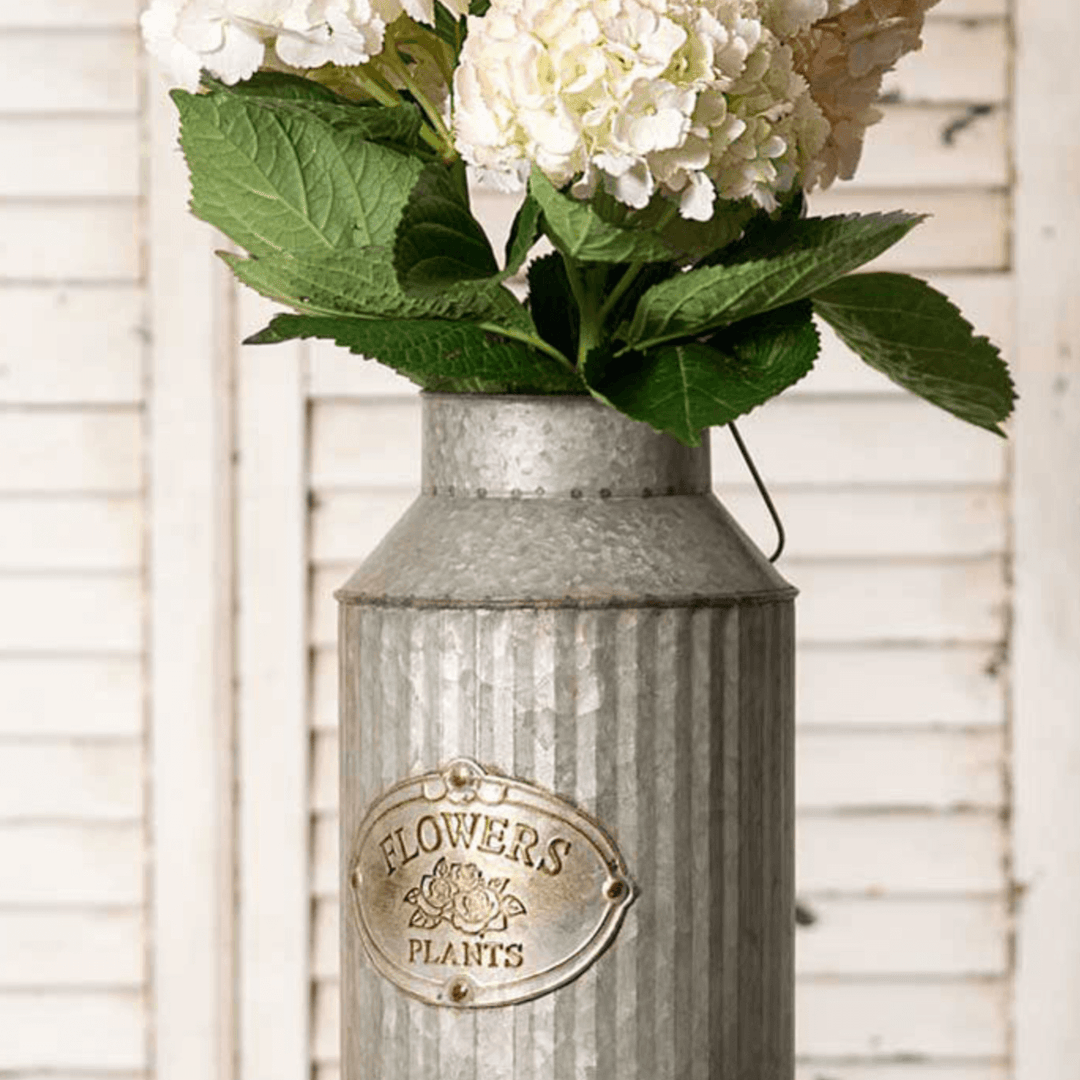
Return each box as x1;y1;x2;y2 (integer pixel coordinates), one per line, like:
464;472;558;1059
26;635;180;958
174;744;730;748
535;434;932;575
727;421;786;563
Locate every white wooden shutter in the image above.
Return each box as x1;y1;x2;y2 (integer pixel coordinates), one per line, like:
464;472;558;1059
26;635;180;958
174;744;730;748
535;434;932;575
0;1;148;1075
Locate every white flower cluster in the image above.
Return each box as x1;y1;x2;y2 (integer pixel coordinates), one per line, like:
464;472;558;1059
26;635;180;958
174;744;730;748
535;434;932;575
452;0;936;218
142;0;467;90
786;0;940;186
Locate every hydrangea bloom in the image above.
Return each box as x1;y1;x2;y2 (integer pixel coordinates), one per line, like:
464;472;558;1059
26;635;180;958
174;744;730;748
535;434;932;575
142;0;467;90
785;0;941;185
452;0;936;217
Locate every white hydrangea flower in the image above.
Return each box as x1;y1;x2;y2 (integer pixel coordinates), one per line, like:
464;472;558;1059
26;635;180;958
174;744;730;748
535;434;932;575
452;0;830;219
787;0;941;186
142;0;469;89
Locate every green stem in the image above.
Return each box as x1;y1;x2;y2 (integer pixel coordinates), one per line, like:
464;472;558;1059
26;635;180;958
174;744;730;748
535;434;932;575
476;322;578;375
561;255;602;368
596;262;643;328
381;49;456;158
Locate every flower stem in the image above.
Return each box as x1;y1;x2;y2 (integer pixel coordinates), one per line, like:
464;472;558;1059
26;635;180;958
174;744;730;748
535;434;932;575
596;262;643;328
476;322;578;375
379;48;456;159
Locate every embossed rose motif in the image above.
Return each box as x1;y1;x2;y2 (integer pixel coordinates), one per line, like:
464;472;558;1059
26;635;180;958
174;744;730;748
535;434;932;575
404;858;526;936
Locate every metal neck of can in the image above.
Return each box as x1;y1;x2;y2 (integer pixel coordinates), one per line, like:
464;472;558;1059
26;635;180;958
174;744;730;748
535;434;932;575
420;393;712;499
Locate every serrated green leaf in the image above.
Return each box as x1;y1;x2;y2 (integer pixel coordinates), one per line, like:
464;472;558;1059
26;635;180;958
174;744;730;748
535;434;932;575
431;3;465;50
202;70;343;102
812;272;1016;435
394;160;500;291
221;246;534;336
529;170;678;264
584;301;819;445
505;195;543;275
625;212;924;351
627;194;757;265
171;86;425;257
527;252;579;363
246;314;586;394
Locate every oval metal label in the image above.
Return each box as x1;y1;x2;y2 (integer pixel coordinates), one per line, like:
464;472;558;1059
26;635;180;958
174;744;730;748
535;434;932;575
349;758;636;1008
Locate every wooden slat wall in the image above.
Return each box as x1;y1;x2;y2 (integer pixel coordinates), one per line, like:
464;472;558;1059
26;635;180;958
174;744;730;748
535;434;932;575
303;6;1015;1077
0;0;148;1076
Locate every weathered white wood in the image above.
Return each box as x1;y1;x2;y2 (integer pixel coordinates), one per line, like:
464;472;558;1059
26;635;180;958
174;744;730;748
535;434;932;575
882;19;1008;104
796;1066;1008;1080
309;399;420;488
0;823;143;904
0;657;142;736
796;979;1009;1059
796;730;1005;810
0;909;143;987
147;85;236;1080
0;990;145;1070
797;645;1003;729
713;399;1008;485
793;558;1007;645
311;397;1007;488
314;894;1008;980
306;341;419;398
808;189;1008;272
0;574;142;653
311;642;1004;731
0;286;144;404
311;814;338;898
796;897;1009;976
311;980;1009;1067
0;411;141;493
850;104;1007;189
0;204;141;281
0;497;142;570
310;728;1003;814
0;119;140;198
727;488;1007;561
1012;0;1080;1076
928;0;1006;15
0;33;139;112
312;980;340;1063
236;290;310;1080
0;0;137;26
312;488;1006;564
796;813;1004;894
307;557;1003;648
0;741;143;821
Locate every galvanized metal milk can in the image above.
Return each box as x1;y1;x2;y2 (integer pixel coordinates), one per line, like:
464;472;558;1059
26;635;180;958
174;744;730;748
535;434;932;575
338;393;796;1080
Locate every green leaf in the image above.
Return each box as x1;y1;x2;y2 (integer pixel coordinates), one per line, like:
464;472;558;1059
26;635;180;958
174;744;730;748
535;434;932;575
812;272;1016;435
221;246;534;335
584;301;820;445
431;3;465;50
394;160;500;291
202;70;344;102
246;314;586;394
529;170;678;264
625;212;924;350
527;252;579;364
504;195;543;275
171;86;425;257
627;194;757;265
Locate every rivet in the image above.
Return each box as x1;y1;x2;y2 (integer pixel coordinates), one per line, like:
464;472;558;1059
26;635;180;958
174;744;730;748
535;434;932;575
510;487;522;499
599;488;612;499
448;762;472;788
449;978;471;1003
476;487;487;499
570;488;583;499
607;880;626;901
642;487;653;498
534;486;545;496
351;868;362;890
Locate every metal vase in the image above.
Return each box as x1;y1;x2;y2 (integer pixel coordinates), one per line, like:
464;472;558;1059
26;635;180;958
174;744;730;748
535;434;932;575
338;393;796;1080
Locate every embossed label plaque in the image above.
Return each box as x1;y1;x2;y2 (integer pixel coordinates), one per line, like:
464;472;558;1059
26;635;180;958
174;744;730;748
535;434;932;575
349;759;636;1008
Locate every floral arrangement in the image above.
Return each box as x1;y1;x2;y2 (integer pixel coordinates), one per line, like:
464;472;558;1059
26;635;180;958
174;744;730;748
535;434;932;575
142;0;1014;444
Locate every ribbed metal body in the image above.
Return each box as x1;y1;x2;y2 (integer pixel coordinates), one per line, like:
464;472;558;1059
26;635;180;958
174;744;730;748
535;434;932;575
338;395;796;1080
